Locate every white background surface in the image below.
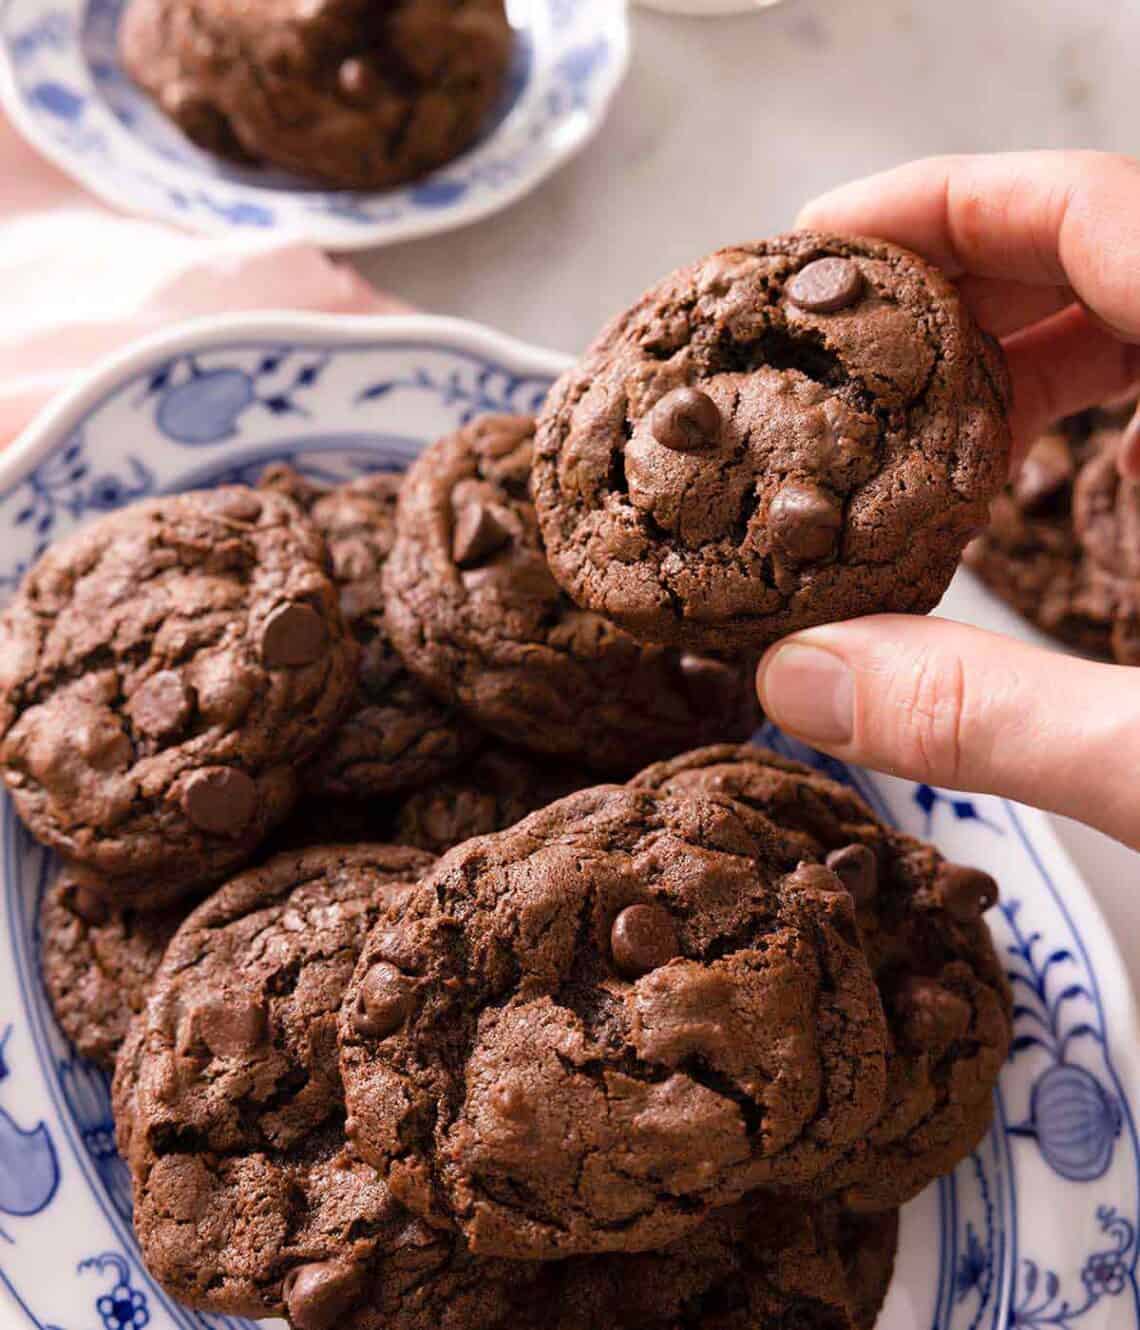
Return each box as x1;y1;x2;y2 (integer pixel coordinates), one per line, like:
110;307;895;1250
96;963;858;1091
358;0;1140;992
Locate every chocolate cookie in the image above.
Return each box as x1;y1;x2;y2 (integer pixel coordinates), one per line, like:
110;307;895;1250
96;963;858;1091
0;487;357;903
384;415;760;771
113;843;432;1318
390;744;594;855
549;1202;897;1330
260;466;479;799
965;418;1140;663
119;0;513;189
534;232;1011;651
339;785;888;1257
40;865;191;1070
631;744;1012;1211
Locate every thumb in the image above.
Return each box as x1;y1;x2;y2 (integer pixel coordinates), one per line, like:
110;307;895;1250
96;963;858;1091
755;615;1140;850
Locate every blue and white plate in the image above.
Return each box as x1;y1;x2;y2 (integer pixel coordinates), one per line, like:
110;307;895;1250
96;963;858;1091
0;0;629;250
0;313;1137;1330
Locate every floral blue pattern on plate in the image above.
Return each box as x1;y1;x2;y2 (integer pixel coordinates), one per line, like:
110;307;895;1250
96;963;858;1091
0;313;1137;1330
0;0;629;249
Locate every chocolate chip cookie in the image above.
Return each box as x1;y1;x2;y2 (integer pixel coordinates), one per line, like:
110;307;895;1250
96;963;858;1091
383;416;760;771
40;865;192;1070
965;416;1140;663
113;842;432;1317
260;466;479;799
119;0;513;189
632;744;1012;1211
390;743;594;855
549;1202;897;1330
534;232;1012;651
339;785;888;1257
0;487;357;902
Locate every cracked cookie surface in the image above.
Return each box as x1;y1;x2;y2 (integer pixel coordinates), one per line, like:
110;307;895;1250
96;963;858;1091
632;744;1012;1211
260;465;479;799
112;842;433;1318
390;743;594;855
965;413;1140;664
119;0;513;189
338;784;888;1258
383;415;759;771
40;864;194;1070
0;487;357;902
338;1198;896;1330
547;1201;897;1330
533;232;1011;651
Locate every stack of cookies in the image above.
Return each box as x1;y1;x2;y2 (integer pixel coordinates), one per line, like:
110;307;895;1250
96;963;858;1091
2;233;1017;1330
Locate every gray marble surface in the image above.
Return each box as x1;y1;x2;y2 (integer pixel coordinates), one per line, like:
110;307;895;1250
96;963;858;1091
358;0;1140;995
357;0;1137;352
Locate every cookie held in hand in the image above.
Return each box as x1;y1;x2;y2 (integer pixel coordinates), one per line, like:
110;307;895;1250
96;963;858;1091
534;232;1011;651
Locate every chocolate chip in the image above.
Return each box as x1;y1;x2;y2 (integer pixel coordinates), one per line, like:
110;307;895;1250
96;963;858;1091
182;766;257;836
261;603;328;668
204;489;262;523
452;502;512;568
649;387;722;452
787;257;864;314
491;1083;530;1121
1013;434;1074;512
786;862;847;895
353;962;411;1038
678;654;739;711
191;997;266;1057
284;1261;365;1330
899;978;972;1048
128;670;193;740
75;709;133;773
768;482;842;563
611;904;679;977
936;863;999;921
67;881;109;926
825;844;878;905
335;57;375;103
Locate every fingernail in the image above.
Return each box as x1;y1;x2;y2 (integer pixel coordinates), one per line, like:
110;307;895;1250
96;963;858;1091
757;642;854;745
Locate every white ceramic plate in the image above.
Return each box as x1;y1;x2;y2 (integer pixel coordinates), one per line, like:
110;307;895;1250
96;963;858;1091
0;313;1137;1330
0;0;629;250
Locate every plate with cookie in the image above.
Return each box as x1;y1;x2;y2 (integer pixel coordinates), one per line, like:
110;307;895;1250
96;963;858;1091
1;241;1138;1330
0;0;629;249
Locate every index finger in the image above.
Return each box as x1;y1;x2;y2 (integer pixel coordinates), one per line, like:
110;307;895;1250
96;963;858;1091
798;151;1140;340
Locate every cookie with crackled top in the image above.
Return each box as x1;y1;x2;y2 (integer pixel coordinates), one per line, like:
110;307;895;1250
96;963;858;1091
383;415;759;772
112;843;433;1320
631;743;1012;1212
259;465;479;799
119;0;513;190
0;487;358;903
342;1197;898;1330
40;864;194;1070
338;784;889;1258
965;414;1140;663
533;232;1011;651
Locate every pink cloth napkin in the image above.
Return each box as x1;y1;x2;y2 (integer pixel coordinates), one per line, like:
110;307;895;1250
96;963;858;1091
0;114;401;447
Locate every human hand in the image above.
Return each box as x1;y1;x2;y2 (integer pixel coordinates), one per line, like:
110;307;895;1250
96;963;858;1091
755;151;1140;850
